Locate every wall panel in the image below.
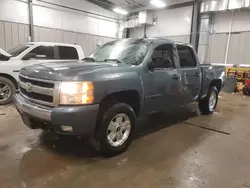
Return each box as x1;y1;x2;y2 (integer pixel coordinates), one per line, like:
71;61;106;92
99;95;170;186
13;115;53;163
0;21;6;50
11;23;19;48
62;31;77;44
227;32;250;65
208;33;227;63
18;24;28;45
130;6;192;38
0;0;119;38
4;22;13;50
241;32;250;65
0;21;116;55
214;10;250;33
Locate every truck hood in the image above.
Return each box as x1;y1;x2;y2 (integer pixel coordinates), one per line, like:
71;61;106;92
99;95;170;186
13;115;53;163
0;48;11;61
20;60;128;81
0;48;11;57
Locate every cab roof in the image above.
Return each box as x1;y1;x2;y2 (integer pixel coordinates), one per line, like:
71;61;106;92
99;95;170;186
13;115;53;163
112;38;193;48
24;42;80;47
145;38;193;47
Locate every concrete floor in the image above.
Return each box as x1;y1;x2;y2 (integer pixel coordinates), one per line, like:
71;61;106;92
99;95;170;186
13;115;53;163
0;92;250;188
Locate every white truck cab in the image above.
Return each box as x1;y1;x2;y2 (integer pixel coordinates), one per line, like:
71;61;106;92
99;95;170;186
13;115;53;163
0;42;85;105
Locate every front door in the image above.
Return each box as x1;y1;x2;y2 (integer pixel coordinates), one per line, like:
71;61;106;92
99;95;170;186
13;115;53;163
20;45;57;68
142;44;183;113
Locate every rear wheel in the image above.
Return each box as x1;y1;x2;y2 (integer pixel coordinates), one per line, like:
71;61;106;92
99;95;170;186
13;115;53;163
0;76;16;105
199;86;218;114
243;87;250;96
92;103;136;157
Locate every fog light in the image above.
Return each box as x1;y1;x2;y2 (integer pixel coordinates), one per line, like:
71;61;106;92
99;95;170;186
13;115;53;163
61;125;73;132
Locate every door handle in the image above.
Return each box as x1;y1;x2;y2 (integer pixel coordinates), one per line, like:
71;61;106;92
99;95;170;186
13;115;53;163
172;74;180;80
193;72;200;77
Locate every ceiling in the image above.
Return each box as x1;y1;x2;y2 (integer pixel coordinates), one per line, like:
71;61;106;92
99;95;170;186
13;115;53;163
86;0;193;13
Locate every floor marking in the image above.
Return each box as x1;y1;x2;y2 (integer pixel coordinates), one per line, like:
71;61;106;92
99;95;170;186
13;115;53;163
183;121;230;135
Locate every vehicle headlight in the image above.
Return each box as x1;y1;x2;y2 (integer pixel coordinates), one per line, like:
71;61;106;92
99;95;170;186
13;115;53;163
59;82;94;105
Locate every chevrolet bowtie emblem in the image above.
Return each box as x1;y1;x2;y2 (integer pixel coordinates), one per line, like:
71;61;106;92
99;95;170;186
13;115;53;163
24;82;32;93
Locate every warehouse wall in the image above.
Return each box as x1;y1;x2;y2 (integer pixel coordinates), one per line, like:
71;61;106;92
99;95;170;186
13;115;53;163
206;10;250;65
129;6;193;43
0;0;119;55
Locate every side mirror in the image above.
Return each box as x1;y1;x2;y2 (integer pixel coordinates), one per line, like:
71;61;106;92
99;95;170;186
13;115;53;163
148;60;158;70
22;53;36;60
149;57;172;70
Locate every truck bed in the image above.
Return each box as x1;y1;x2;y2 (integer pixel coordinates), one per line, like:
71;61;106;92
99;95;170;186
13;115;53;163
200;64;226;98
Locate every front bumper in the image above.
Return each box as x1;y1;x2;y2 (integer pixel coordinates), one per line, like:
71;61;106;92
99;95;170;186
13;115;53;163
14;92;99;135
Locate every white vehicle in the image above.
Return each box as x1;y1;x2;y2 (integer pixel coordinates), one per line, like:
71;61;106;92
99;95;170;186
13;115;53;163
0;42;84;105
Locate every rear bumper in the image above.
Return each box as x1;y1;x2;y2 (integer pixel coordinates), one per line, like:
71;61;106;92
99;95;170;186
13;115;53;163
14;92;99;135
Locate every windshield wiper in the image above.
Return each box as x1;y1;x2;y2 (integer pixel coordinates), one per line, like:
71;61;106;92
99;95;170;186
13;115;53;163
104;59;122;64
82;57;95;62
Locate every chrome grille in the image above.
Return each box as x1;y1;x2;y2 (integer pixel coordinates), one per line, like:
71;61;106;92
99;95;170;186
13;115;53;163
19;74;58;107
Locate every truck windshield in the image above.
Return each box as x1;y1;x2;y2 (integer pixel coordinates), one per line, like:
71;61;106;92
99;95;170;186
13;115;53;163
89;39;150;65
8;44;33;57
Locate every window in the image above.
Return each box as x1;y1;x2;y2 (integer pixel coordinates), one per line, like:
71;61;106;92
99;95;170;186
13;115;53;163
25;46;55;60
90;39;150;65
151;44;174;68
177;45;196;67
8;44;33;57
58;46;79;60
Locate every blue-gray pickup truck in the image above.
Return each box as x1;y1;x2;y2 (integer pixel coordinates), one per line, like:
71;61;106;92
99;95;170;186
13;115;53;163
14;38;225;156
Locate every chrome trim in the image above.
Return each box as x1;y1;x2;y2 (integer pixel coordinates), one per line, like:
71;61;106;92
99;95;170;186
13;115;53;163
15;92;51;121
18;74;61;107
19;80;53;96
53;82;61;105
19;74;55;84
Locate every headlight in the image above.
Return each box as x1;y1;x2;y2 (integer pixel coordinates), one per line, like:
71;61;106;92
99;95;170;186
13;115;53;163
59;82;94;105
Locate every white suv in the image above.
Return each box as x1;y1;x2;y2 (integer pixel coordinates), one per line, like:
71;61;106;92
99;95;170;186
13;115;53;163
0;42;85;105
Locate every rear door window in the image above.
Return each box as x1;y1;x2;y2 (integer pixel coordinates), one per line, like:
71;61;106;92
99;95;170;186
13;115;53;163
57;46;79;60
177;45;197;68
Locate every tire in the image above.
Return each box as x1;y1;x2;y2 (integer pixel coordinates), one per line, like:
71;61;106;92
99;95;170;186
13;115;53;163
93;103;136;157
243;87;250;96
0;76;16;105
199;86;218;114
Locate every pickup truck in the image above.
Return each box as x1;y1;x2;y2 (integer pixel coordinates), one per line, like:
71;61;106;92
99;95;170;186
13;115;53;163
0;42;84;105
14;38;225;156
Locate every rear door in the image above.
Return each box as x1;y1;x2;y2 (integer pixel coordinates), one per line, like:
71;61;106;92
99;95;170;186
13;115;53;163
177;45;202;103
55;46;79;60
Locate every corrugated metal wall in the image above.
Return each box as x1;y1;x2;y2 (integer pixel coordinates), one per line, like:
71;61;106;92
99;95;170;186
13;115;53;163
0;20;116;56
0;21;29;51
206;32;250;65
207;33;228;63
164;35;190;43
227;32;250;65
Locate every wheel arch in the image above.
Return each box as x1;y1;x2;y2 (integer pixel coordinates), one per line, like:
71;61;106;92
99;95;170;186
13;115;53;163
209;79;222;92
98;90;141;117
0;73;18;89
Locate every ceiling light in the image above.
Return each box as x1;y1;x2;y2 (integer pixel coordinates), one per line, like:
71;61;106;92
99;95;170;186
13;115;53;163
113;7;128;15
150;0;166;8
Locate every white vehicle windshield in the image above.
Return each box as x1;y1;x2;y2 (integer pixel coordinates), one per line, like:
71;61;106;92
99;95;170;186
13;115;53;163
8;44;34;57
89;39;150;65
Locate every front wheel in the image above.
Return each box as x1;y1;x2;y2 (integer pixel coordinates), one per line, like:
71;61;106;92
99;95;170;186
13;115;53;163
93;103;136;157
199;86;218;114
0;76;16;105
